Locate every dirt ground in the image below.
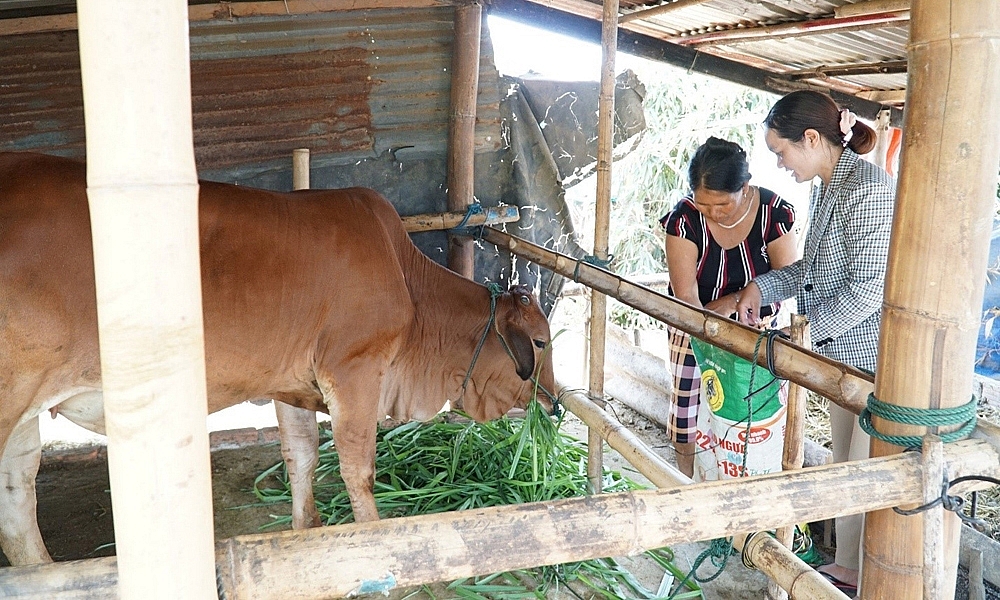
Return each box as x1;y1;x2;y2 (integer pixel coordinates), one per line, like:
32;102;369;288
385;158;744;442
5;403;774;599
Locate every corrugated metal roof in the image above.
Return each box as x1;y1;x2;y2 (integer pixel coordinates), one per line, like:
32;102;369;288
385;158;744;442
496;0;911;107
0;7;502;170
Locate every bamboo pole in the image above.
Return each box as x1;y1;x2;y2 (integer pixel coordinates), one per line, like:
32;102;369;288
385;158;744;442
76;1;216;599
861;1;1000;597
872;108;892;171
586;0;619;493
770;314;811;600
401;205;520;232
561;390;692;487
292;148;310;190
737;532;850;600
482;227;874;411
922;435;946;600
618;0;714;24
5;441;997;600
445;1;481;278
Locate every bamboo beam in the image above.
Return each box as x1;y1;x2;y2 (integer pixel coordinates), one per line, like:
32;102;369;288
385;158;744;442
861;0;1000;597
618;0;713;24
560;390;692;487
401;206;520;233
4;441;996;600
76;1;216;599
445;1;482;278
586;0;619;493
737;532;849;600
482;227;874;412
482;229;1000;452
672;11;910;47
771;314;810;600
784;60;908;80
835;0;910;18
856;89;907;104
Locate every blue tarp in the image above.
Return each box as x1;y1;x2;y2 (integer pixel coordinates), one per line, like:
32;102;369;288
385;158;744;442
975;224;1000;378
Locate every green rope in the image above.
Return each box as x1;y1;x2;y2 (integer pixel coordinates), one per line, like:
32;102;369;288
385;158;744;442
667;538;735;599
858;393;978;448
461;283;505;398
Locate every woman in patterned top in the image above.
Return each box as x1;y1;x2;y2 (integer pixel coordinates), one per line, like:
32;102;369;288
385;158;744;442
660;137;798;478
736;90;895;596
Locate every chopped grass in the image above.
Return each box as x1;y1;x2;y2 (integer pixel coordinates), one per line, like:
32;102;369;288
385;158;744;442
252;401;702;599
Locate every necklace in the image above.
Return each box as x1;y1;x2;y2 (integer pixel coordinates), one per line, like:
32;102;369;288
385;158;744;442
714;187;755;230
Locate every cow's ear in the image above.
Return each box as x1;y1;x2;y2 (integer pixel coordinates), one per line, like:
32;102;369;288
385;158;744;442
499;314;535;381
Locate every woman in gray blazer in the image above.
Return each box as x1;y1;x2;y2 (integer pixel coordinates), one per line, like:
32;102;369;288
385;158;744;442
735;90;896;597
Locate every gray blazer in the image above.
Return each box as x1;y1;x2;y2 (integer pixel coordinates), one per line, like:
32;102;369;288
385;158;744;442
755;149;896;372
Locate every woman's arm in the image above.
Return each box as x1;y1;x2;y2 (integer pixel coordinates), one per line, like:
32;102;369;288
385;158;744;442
665;234;702;308
766;227;799;270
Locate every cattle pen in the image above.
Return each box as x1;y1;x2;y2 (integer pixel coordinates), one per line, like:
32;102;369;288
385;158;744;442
1;1;1000;600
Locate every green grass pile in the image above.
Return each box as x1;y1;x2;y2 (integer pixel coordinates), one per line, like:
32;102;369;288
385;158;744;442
252;401;702;599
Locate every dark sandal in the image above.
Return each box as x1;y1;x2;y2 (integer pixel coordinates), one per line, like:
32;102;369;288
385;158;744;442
819;570;858;596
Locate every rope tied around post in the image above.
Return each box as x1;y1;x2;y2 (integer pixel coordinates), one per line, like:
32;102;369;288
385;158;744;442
450;202;487;239
858;394;978;448
572;253;614;282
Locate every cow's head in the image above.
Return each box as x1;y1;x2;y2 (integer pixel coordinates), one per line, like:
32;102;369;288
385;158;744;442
462;284;556;422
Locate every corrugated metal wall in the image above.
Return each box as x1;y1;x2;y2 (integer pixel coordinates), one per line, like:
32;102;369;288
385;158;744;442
0;8;502;171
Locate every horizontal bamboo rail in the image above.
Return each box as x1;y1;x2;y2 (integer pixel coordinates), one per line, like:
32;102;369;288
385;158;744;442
401;206;520;233
560;389;692;487
3;439;996;599
482;227;874;413
736;532;849;599
483;228;1000;453
563;389;845;598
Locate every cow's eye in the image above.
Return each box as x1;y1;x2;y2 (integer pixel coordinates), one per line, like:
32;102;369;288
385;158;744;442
533;339;546;349
519;295;530;306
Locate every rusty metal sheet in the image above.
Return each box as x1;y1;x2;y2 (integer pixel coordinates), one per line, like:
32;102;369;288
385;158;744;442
0;7;502;171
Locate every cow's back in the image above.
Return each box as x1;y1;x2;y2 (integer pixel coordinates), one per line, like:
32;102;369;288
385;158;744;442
0;152;416;432
196;183;416;412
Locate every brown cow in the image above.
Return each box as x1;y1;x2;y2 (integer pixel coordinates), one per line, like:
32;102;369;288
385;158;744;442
0;152;556;566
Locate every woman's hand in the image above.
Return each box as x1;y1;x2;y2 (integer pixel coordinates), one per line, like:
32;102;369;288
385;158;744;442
735;281;763;325
705;293;739;317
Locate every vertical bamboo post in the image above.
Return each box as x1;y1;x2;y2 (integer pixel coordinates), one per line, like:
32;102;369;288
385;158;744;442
872;108;892;171
292;148;310;191
77;1;216;598
922;435;946;599
446;1;481;279
862;0;1000;597
586;0;619;493
770;314;810;600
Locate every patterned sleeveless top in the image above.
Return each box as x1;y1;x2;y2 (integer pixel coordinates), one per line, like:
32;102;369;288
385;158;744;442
659;187;795;318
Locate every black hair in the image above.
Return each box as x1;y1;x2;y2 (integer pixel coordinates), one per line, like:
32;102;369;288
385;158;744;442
763;90;876;155
687;136;751;194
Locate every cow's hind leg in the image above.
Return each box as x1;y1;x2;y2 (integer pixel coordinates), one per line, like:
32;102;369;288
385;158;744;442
274;401;322;529
0;416;52;565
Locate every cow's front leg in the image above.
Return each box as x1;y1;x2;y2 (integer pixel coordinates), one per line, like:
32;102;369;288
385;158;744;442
0;416;52;565
320;369;381;523
331;411;379;523
274;401;321;529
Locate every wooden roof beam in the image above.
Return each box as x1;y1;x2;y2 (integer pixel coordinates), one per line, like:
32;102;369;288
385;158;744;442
618;0;713;25
784;59;908;80
672;10;910;47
